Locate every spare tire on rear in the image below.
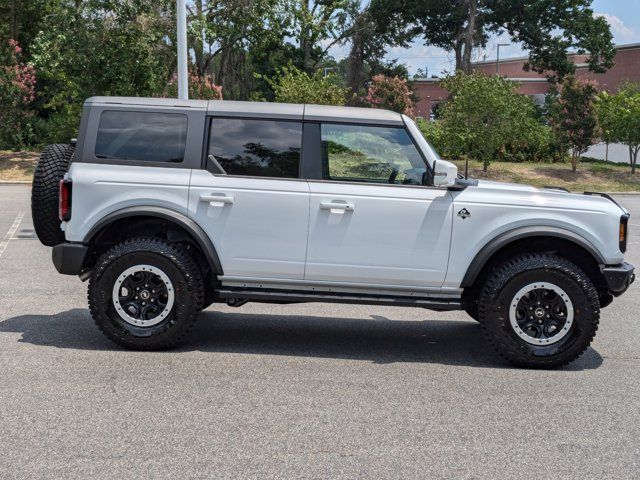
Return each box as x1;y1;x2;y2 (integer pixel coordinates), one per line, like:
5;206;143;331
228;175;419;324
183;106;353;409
31;144;75;246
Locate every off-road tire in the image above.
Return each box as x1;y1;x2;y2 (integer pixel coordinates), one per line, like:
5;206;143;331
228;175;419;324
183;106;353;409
463;294;481;323
31;144;75;246
88;237;205;350
478;253;600;368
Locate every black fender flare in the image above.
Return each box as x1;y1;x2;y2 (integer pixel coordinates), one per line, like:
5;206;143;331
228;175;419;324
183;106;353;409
460;226;605;288
84;206;223;275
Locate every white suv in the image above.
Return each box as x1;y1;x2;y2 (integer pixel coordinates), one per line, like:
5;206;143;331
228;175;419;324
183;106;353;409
31;97;635;368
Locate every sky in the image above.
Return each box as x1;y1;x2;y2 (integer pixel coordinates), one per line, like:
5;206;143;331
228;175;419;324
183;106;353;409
327;0;640;77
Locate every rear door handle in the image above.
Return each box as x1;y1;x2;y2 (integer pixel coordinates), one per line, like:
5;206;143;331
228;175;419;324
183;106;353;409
320;201;355;211
200;193;234;205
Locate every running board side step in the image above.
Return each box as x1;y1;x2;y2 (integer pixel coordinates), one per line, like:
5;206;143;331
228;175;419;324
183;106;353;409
215;288;463;311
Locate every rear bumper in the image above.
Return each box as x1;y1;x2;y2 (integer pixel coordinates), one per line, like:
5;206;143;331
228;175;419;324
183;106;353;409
602;262;635;296
52;242;88;275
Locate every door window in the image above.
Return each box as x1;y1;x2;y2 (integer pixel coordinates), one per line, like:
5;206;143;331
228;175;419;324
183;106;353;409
321;124;426;185
95;111;187;163
208;118;302;178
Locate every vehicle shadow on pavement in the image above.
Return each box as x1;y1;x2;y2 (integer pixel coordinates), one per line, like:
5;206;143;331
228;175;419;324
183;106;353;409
0;308;603;370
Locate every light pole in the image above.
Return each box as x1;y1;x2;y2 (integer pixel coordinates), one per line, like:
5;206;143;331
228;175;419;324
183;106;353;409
496;43;509;75
176;0;188;99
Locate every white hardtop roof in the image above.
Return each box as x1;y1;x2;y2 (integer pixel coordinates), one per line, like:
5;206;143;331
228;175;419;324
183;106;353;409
85;96;209;109
85;97;404;125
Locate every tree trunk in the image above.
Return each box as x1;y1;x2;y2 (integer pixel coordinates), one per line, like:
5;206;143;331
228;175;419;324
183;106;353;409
571;150;578;173
192;0;205;79
300;0;312;71
632;145;639;174
346;13;369;101
454;43;463;71
459;0;477;73
605;142;609;162
10;0;17;40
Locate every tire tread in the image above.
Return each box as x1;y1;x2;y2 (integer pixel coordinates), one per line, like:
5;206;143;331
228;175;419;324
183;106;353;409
477;253;600;368
88;237;204;350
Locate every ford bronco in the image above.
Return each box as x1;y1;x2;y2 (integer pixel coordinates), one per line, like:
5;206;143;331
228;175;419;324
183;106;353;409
31;96;635;368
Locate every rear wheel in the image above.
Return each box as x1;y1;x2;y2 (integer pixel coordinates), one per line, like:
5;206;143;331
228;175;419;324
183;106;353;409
477;254;600;368
88;238;204;349
31;144;75;246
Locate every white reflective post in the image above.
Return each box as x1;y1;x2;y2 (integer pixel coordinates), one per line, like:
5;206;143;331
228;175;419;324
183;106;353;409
176;0;188;99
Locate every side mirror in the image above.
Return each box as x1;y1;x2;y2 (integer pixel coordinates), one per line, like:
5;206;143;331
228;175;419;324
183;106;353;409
432;159;458;187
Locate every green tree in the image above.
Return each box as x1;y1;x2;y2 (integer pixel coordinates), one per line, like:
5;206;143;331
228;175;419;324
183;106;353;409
595;90;617;162
30;0;177;142
340;0;415;96
188;0;288;100
438;71;550;171
0;0;59;57
290;0;351;72
596;84;640;173
548;76;600;173
397;0;614;79
264;65;348;105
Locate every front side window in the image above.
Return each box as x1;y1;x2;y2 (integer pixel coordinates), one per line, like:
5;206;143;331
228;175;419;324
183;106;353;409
208;118;302;178
95;111;187;163
321;124;427;185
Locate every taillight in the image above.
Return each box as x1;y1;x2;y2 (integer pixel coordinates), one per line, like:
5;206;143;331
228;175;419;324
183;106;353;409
59;178;72;221
619;214;630;253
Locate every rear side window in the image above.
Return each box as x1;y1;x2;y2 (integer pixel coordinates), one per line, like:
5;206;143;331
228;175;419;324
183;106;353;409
95;111;188;163
208;118;302;178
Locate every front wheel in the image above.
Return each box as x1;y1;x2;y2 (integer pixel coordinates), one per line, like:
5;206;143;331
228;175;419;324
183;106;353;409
88;238;204;350
477;254;600;368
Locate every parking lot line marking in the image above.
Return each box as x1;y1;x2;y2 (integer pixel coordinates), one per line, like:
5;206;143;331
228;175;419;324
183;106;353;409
0;212;25;259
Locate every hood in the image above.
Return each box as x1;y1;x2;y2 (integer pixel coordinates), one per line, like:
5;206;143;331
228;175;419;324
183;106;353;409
462;179;627;216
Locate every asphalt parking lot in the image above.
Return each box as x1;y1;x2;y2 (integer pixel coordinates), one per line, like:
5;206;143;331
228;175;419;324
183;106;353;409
0;184;638;479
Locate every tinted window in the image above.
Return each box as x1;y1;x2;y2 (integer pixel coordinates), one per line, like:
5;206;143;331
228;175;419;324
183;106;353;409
321;124;426;185
209;118;302;178
95;111;187;163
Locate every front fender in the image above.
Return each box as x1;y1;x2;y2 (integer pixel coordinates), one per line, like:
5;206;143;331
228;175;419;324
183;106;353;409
459;225;606;288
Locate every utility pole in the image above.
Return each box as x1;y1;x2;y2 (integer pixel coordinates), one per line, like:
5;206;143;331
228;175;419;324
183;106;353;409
496;43;509;75
176;0;188;99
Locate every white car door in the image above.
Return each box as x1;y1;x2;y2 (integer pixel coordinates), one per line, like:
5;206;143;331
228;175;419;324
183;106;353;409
305;123;454;288
188;117;309;280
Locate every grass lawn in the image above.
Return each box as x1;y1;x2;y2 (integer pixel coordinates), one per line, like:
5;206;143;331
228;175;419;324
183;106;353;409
452;158;640;192
1;150;639;192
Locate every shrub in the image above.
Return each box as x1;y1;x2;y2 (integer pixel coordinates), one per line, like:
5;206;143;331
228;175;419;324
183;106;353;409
416;118;452;156
361;75;415;116
430;72;552;170
0;39;37;149
265;65;347;105
165;72;223;100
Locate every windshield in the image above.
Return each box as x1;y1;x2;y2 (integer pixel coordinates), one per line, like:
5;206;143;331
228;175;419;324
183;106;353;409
402;115;442;167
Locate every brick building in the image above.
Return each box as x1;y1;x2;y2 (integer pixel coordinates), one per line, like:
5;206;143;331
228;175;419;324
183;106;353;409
413;42;640;119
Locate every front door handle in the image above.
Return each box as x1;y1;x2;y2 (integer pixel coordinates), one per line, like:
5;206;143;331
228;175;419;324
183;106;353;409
319;201;355;211
200;193;234;205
